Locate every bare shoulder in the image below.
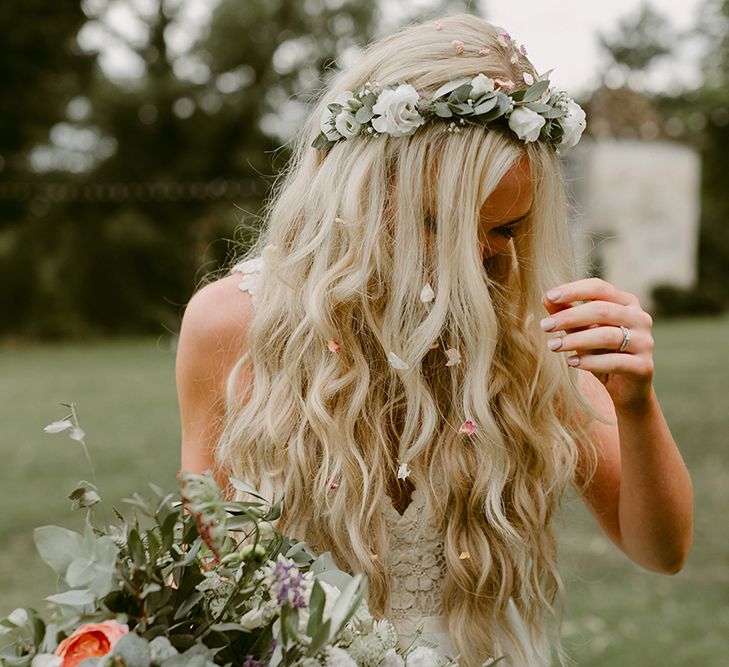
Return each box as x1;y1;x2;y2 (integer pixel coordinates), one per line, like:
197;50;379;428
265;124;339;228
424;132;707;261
176;273;255;483
177;273;254;385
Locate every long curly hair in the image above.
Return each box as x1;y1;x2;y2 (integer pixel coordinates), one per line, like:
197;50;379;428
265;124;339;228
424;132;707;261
216;14;598;667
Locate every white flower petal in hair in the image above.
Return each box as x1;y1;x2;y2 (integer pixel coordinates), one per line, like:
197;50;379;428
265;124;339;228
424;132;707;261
371;84;425;138
397;462;410;480
523;72;534;86
508;107;546;142
261;243;279;263
387;351;410;370
420;282;435;303
444;348;461;366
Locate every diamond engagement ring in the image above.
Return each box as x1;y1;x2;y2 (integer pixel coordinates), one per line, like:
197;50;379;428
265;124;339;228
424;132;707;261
618;325;631;352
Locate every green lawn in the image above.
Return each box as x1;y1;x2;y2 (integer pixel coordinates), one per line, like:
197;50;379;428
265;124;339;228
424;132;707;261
1;317;727;665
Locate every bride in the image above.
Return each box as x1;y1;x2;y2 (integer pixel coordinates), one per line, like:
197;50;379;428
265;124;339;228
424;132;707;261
175;14;693;667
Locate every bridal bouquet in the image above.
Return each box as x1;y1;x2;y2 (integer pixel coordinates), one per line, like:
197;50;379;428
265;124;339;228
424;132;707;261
0;406;466;667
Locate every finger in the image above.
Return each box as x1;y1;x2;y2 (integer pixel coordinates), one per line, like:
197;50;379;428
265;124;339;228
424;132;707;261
565;352;654;378
547;326;646;355
540;301;644;333
545;278;638;308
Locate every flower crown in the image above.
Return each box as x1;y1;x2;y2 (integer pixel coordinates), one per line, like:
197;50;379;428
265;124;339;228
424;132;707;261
313;72;586;152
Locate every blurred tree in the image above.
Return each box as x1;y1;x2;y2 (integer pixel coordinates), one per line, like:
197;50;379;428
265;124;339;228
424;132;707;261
1;0;484;338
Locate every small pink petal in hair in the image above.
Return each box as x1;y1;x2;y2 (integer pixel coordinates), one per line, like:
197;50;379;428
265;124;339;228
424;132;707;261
494;78;516;91
478;47;490;56
458;419;477;436
502;32;512;41
327;339;341;353
452;39;465;55
434;21;442;31
520;44;528;55
326;478;339;490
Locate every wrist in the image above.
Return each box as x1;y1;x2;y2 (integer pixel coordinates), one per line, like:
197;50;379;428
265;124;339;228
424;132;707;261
613;383;657;419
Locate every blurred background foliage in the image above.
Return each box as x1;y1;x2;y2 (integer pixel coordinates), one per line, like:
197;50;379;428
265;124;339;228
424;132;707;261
1;0;728;338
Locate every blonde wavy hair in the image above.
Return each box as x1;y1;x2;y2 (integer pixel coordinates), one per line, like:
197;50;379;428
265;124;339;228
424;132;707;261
216;14;598;667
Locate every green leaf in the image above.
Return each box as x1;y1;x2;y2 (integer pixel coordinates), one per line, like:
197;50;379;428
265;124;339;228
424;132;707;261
46;589;95;607
447;83;473;104
521;79;550;104
541;107;565;119
172;592;204;621
311;133;333;149
306;580;325;638
434;102;453;118
452;102;474;115
326;103;343;114
433;77;472;100
227;477;268;501
354;106;373;124
128;528;146;567
473;95;498;115
33;526;84;575
305;618;331;656
523;102;551;113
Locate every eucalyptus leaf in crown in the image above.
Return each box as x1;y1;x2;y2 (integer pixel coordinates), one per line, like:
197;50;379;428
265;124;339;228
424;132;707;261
313;73;586;153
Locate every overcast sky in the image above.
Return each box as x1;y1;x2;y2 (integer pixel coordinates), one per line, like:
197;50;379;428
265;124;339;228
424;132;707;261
89;0;709;98
481;0;707;96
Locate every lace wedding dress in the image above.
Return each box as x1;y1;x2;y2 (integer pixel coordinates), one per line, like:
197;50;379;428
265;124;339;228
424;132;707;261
230;256;548;666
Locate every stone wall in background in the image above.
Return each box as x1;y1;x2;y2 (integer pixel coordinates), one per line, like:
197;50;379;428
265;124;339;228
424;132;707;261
566;139;701;311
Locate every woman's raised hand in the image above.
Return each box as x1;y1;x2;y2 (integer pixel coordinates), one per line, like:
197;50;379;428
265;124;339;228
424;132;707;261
541;277;655;412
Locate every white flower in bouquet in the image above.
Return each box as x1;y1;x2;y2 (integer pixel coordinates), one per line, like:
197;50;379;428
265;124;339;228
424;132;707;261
380;648;405;667
507;107;545;142
405;646;442;667
323;646;359;667
372;85;425;137
7;608;29;627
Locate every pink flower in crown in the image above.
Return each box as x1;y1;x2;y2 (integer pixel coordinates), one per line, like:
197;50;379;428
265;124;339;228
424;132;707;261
327;339;341;353
502;32;512;41
494;78;516;92
326;478;339;490
452;39;465;55
520;44;528;55
459;419;477;436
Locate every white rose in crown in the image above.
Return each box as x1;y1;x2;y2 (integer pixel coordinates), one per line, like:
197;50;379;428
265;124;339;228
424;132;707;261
335;111;362;139
507;107;546;142
320;90;357;141
404;646;442;667
372;84;426;137
470;73;495;98
559;98;587;149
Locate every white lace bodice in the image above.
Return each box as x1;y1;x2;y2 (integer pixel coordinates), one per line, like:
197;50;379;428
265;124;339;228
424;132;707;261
229;254;549;665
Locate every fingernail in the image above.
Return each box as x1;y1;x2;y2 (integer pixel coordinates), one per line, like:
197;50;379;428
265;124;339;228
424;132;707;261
547;337;562;351
547;290;561;301
540;317;556;332
567;356;580;366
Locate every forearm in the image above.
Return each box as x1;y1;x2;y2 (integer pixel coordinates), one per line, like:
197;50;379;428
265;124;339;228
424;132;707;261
615;386;694;573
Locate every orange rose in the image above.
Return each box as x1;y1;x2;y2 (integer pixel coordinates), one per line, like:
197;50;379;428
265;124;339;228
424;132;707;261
54;621;129;667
